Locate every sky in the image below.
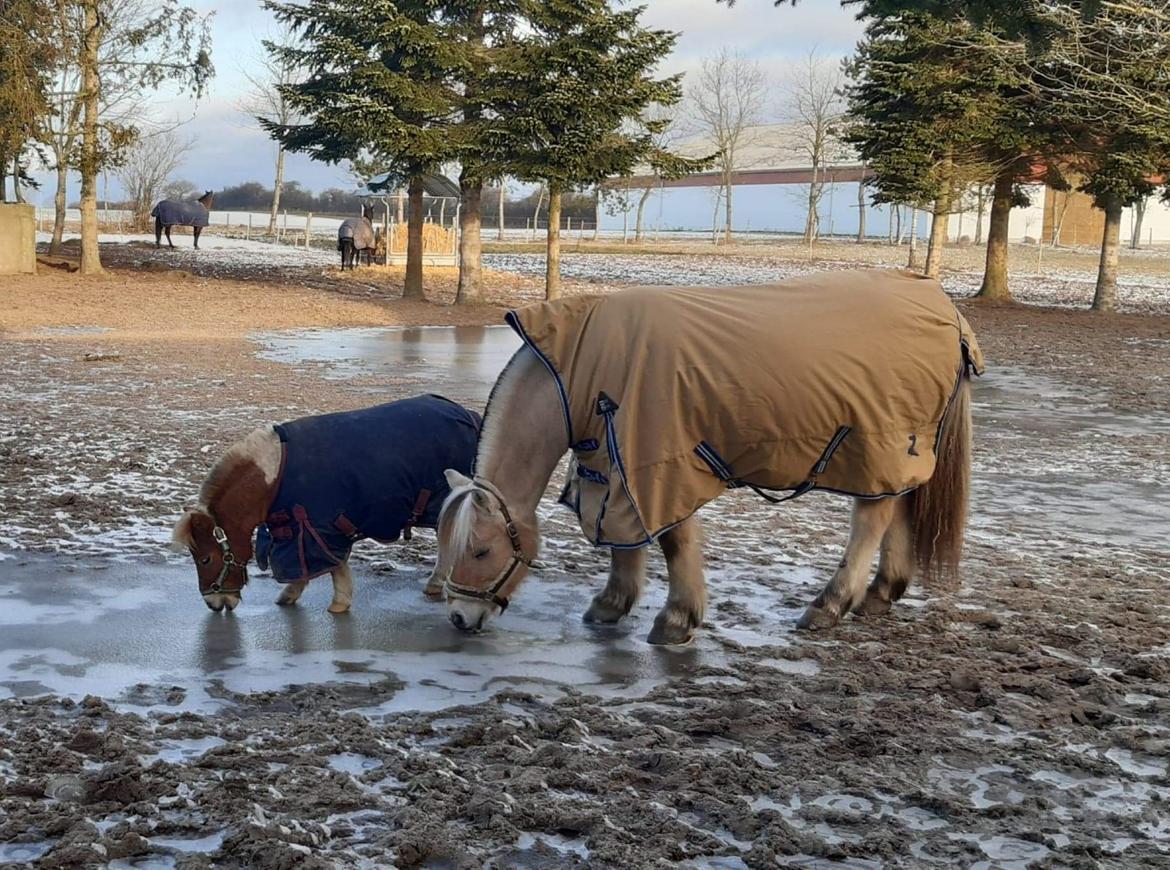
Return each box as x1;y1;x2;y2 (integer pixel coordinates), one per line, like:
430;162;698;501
30;0;867;206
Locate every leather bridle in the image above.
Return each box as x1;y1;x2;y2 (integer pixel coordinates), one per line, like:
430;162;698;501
444;478;537;613
200;524;249;598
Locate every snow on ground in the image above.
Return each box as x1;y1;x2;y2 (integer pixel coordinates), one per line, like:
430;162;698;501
486;252;1170;315
37;232;337;269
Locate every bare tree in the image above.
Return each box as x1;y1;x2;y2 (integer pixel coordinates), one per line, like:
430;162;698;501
688;47;768;244
73;0;212;274
783;49;846;245
247;27;303;235
115;127;191;229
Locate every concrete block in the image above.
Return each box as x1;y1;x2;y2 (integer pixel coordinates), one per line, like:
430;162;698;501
0;203;36;274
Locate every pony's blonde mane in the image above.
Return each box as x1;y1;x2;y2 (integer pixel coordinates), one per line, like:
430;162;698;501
439;484;483;559
475;348;534;479
198;425;280;507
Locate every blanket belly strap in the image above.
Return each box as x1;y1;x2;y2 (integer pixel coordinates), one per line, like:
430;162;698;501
694;425;853;505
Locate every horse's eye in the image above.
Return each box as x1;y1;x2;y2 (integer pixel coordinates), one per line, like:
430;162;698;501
474;548;490;560
199;555;212;566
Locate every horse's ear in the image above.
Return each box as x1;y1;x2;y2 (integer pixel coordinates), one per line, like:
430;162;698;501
171;507;213;552
444;469;472;490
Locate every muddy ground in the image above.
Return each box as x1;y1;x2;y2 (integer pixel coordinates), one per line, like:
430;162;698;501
1;243;1168;868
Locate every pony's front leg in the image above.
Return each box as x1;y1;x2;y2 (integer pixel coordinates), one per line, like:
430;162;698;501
648;516;706;645
423;562;449;600
857;494;915;616
275;580;308;606
584;547;647;624
328;562;354;614
798;498;895;630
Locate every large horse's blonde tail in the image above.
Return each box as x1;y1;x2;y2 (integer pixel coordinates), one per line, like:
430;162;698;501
912;374;971;589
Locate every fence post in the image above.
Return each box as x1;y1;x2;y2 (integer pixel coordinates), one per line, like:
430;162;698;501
305;212;313;249
282;209;288;243
247;213;252;240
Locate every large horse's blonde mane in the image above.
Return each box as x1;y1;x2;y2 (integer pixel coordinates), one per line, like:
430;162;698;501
438;349;532;557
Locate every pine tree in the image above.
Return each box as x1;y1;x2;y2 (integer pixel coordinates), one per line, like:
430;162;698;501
0;0;55;202
263;0;463;299
845;13;1046;294
479;0;683;299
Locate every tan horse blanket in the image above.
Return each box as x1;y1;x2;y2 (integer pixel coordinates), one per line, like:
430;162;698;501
504;269;985;548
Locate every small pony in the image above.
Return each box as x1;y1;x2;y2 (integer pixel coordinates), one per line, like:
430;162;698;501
172;395;481;613
151;191;213;249
338;204;376;269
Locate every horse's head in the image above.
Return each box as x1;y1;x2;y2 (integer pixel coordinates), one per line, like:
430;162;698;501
198;190;213;208
437;470;541;633
171;506;250;612
362;203;375;222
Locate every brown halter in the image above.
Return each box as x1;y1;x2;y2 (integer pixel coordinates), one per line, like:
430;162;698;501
444;478;537;613
200;523;249;598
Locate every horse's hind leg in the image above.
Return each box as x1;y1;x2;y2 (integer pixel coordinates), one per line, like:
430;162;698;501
193;226;202;249
797;497;895;631
328;562;354;614
165;226;175;249
857;494;915;616
154;217;162;248
276;580;309;606
648;516;706;645
584;547;647;624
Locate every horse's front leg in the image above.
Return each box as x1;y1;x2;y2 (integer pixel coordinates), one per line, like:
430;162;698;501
275;580;308;606
648;516;706;645
798;497;895;631
857;493;914;617
154;217;162;248
193;226;202;249
165;226;175;249
328;562;354;614
584;546;647;624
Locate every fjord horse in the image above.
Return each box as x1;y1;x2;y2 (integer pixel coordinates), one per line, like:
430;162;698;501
433;275;977;645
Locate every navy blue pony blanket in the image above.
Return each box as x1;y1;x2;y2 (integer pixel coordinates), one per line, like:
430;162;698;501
255;395;481;583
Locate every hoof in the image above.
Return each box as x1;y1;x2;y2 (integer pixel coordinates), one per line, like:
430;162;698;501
647;610;697;646
583;595;630;625
855;592;892;617
275;597;299;607
796;605;839;631
327;602;351;614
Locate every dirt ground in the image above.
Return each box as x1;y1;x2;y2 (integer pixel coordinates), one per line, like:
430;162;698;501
1;244;1168;868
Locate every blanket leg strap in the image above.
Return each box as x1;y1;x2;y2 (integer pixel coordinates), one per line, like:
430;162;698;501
402;488;432;541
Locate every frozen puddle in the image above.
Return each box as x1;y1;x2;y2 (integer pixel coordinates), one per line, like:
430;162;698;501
149;831;226;853
252;325;521;399
139;736;226;766
0;552;803;714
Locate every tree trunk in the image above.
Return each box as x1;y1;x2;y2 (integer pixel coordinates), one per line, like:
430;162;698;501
546;187;561;300
12;156;24;203
403;175;424;299
856;179;866;243
0;150;7;202
268;147;285;235
976;170;1014;300
78;0;103;275
803;177;819;244
974;185;987;245
1130;196;1147;250
531;184;545;237
925;186;952;278
593;188;600;241
497;181;505;241
397;189;405;224
893;205;902;245
723;172;733;244
50;161;68;255
1093;195;1121;312
456;175;483;304
907;207;919;269
634;185;653;244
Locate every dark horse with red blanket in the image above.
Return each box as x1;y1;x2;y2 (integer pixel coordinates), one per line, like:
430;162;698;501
152;190;213;249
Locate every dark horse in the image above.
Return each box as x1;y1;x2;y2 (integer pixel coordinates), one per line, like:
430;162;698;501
338;203;376;270
151;190;213;249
